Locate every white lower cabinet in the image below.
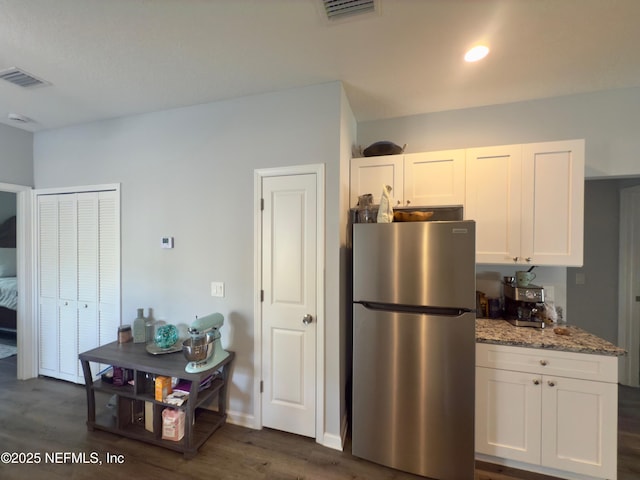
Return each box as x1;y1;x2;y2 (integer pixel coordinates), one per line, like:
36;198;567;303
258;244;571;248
476;343;618;480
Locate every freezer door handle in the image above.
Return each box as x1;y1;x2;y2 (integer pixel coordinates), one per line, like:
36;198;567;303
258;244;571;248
302;314;313;325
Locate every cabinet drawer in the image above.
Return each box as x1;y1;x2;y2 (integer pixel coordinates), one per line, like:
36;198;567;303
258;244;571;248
476;343;617;383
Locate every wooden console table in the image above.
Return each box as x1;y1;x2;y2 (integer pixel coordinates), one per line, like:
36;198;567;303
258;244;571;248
79;341;234;458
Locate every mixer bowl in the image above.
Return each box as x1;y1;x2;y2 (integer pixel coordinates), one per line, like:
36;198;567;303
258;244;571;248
182;333;215;363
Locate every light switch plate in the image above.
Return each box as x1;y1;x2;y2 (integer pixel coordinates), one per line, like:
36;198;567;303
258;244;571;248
211;281;225;297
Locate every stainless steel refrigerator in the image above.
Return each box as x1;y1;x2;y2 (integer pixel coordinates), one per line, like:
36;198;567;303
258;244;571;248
352;220;476;480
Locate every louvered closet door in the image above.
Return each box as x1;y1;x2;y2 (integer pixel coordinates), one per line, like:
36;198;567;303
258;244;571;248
38;196;60;378
57;195;80;382
77;193;99;380
94;192;119;378
38;189;120;384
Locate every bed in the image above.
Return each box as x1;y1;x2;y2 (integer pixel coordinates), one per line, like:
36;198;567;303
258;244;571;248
0;279;17;331
0;215;16;332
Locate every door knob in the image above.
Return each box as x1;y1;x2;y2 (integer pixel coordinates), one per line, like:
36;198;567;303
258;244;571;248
547;380;556;387
302;314;313;325
533;379;540;385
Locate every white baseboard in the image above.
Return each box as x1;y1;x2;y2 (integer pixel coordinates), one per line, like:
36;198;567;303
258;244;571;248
226;410;258;430
320;412;348;451
225;409;348;452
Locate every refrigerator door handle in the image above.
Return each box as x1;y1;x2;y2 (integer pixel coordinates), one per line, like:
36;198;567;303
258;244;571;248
357;301;474;317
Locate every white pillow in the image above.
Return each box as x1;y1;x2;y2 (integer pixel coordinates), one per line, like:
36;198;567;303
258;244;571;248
0;248;17;277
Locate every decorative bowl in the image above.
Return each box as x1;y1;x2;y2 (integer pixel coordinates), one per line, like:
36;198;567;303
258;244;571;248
154;324;179;349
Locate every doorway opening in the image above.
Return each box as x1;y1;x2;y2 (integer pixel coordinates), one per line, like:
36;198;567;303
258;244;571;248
0;182;34;380
0;190;18;376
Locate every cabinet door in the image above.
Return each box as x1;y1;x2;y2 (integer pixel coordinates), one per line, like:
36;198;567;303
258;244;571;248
521;140;584;266
475;367;541;464
541;376;617;479
404;150;465;207
466;145;522;264
350;155;403;207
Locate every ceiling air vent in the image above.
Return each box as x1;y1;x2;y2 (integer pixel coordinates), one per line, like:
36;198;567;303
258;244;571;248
0;67;50;88
321;0;378;21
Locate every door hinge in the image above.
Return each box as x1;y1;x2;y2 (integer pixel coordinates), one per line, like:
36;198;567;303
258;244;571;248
260;380;263;393
260;198;264;211
260;290;264;302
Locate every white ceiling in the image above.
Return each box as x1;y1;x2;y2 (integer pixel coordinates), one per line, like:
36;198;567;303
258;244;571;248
1;0;640;132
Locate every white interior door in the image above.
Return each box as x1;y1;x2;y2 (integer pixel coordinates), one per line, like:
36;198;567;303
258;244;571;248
261;173;317;437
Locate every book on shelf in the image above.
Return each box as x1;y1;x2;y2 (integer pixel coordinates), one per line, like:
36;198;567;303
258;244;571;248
173;372;218;394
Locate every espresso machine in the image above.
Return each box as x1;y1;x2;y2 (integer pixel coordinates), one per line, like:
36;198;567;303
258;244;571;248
504;282;546;328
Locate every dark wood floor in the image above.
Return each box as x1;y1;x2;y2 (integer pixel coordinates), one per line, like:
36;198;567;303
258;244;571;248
0;351;638;480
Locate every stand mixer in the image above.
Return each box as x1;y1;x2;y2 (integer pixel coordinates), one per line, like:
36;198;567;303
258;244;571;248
182;312;229;373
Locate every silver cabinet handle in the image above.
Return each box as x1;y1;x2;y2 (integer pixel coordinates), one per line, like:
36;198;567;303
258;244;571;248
302;314;313;325
526;257;532;262
540;360;548;366
406;200;411;205
548;380;556;387
533;379;540;385
84;304;88;308
513;257;519;262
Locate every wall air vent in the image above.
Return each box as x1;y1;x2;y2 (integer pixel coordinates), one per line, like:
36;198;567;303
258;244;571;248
0;67;50;88
321;0;378;21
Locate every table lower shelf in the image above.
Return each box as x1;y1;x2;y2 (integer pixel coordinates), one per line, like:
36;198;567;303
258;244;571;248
89;407;226;457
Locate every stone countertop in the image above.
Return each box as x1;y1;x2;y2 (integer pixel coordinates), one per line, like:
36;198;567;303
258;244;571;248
476;319;626;356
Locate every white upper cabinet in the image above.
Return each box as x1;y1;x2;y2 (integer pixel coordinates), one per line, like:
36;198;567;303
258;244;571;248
403;150;465;207
466;139;584;266
350;139;584;267
350;154;403;207
465;145;523;264
350;150;465;208
520;140;584;266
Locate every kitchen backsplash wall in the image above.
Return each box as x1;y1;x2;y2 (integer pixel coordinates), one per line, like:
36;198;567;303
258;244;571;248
476;265;567;319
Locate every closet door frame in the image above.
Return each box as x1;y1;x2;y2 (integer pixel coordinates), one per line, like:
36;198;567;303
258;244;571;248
33;184;120;382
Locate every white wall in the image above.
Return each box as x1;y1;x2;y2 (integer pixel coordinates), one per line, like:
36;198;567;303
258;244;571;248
0;123;34;186
33;81;348;442
566;180;620;343
335;86;357;442
358;86;640;179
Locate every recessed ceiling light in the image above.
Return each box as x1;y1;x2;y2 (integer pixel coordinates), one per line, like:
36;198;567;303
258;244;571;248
464;45;490;62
